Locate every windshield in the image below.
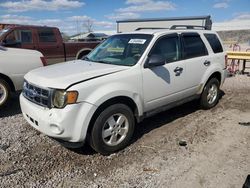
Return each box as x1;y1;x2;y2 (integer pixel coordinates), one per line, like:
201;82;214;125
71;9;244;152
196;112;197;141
86;34;153;66
0;29;9;37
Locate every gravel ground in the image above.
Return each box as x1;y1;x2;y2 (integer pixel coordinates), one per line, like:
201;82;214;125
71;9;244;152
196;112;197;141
0;75;250;188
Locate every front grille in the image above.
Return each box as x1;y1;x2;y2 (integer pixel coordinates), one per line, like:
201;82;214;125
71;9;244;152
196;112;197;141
23;80;51;108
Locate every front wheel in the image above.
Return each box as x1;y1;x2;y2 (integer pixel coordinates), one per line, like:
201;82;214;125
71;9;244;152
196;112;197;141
0;79;11;107
90;104;135;155
200;78;220;109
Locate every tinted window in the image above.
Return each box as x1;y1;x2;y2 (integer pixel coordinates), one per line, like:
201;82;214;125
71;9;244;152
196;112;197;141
151;35;180;63
182;34;208;59
19;30;32;43
38;29;56;42
204;33;223;53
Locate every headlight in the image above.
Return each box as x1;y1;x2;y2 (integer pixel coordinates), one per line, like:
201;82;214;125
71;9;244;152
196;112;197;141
52;90;78;108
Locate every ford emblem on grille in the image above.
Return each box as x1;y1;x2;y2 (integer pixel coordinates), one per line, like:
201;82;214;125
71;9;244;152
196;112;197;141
23;80;51;108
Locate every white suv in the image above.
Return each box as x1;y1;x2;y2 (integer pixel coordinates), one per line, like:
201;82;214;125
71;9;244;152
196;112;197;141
0;46;45;107
20;29;227;155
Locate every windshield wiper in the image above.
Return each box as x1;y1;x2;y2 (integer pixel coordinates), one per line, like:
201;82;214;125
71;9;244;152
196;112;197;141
83;56;109;64
96;60;110;64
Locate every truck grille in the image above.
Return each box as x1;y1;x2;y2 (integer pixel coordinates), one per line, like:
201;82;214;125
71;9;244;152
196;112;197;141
23;80;51;108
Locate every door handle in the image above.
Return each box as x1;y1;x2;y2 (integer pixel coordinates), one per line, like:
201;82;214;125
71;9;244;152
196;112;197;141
204;60;211;66
174;67;183;72
174;67;183;76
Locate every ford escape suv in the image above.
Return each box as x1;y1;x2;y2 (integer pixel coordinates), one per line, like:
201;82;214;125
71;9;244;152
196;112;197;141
20;28;227;155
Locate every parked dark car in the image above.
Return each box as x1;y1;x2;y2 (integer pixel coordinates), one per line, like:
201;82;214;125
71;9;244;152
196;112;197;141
0;24;100;65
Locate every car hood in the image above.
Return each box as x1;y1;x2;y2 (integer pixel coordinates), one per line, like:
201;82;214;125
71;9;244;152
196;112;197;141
25;60;130;89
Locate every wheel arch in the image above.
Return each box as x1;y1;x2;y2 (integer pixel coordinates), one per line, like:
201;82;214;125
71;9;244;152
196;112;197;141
76;48;92;59
87;96;139;135
207;71;221;84
198;70;222;94
0;73;16;92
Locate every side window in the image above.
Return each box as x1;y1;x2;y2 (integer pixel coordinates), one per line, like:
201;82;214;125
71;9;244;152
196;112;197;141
151;35;180;63
38;29;56;43
5;30;33;44
204;33;223;53
182;33;208;59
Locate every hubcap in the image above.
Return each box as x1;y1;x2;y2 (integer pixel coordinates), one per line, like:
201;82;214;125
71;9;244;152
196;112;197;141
0;84;7;105
102;113;129;146
207;84;218;104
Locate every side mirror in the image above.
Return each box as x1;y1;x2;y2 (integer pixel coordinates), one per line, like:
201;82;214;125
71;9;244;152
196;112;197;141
144;54;165;68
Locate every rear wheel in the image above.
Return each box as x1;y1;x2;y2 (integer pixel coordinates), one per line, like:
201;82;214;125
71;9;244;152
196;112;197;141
90;104;135;155
200;78;220;109
0;79;11;107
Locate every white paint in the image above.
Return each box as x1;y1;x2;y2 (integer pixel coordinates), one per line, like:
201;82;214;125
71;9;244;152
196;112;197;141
0;47;43;90
21;29;227;145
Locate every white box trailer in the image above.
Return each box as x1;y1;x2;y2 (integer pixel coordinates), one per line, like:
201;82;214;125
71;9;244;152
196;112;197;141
116;15;212;33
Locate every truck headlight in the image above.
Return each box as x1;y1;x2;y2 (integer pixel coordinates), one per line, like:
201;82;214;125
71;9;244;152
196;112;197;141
52;90;78;108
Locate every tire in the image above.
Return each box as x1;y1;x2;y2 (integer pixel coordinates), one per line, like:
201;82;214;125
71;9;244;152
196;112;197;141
0;79;11;107
200;78;220;109
90;104;135;155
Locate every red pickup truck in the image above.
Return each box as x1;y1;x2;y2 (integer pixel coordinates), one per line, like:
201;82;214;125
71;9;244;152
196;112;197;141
0;25;100;64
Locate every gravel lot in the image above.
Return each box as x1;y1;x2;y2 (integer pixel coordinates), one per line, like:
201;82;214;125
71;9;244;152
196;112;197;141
0;75;250;188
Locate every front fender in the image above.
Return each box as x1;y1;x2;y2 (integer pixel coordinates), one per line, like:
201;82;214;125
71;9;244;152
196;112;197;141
73;82;144;117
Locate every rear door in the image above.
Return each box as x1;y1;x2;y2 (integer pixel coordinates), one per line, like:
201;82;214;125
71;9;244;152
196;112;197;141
36;28;64;64
179;32;210;94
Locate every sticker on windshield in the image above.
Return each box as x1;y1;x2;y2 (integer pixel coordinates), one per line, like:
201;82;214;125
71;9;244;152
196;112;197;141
128;39;146;44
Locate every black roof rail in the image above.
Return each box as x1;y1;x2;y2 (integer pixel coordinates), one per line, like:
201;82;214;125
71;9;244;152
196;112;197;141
170;25;208;30
135;27;169;31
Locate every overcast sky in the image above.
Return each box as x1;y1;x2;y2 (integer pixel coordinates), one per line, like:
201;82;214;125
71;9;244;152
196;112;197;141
0;0;249;35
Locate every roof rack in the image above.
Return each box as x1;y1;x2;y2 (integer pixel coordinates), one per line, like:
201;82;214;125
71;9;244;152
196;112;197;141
170;25;207;30
135;25;208;31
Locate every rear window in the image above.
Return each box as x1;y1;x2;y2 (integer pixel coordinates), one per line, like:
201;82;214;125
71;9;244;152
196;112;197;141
204;33;223;53
38;29;56;43
182;33;208;59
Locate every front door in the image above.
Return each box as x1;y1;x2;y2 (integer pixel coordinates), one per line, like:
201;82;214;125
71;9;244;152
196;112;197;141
142;34;189;112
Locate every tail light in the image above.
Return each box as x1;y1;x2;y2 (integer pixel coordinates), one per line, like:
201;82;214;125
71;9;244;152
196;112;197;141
225;54;228;69
40;57;47;66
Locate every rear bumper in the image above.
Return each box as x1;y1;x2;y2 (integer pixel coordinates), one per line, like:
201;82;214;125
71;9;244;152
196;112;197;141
20;94;97;142
221;68;228;87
